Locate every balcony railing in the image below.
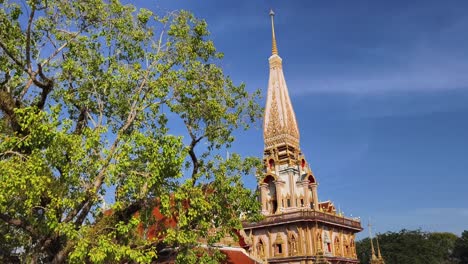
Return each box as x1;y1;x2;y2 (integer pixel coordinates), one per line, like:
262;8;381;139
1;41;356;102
244;209;362;230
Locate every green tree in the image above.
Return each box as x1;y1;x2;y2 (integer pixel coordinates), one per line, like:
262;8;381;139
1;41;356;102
357;229;458;264
453;231;468;264
428;232;459;263
0;0;262;263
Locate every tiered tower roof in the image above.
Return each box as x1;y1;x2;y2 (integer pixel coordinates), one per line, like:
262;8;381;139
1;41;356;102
263;10;300;163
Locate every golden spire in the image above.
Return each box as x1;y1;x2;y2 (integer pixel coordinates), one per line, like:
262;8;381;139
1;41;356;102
375;233;385;263
376;234;383;259
269;9;278;55
263;10;300;155
368;222;377;260
263;9;300;167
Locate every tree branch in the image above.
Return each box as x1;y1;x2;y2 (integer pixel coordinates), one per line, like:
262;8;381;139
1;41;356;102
19;78;34;100
70;63;159;227
40;31;80;68
34;64;53;109
0;213;37;236
184;120;204;186
25;1;37;71
0;40;25;69
0;150;27;159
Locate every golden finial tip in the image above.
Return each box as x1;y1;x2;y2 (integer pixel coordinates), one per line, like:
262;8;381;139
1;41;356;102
269;9;278;55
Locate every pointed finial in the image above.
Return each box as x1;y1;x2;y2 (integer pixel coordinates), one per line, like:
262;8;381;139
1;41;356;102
269;9;278;55
376;233;383;260
368;220;377;260
376;236;382;258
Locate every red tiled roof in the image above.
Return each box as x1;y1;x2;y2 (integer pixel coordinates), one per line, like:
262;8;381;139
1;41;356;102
221;248;260;264
137;205;177;240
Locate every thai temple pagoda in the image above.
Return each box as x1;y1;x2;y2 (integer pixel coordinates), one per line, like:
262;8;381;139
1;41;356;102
242;10;363;264
368;223;385;264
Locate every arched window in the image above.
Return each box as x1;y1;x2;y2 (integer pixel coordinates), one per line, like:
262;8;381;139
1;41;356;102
264;175;277;214
256;239;265;258
334;236;341;256
344;237;350;256
308;175;316;209
289;234;298;256
308;175;316;184
269;159;275;170
274;233;284;257
317;232;323;251
324;232;331;253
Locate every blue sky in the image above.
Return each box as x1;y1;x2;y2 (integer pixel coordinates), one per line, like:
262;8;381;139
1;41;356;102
133;0;468;238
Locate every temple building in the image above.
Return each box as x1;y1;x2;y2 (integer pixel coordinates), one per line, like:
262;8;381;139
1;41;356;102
242;11;363;264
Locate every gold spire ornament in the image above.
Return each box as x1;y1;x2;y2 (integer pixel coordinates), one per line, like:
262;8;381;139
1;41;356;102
368;221;385;264
263;10;301;163
368;222;377;261
376;233;385;264
269;9;278;55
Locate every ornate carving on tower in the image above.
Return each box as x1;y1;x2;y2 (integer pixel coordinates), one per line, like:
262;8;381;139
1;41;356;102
263;9;300;161
286;105;299;139
265;88;281;139
288;232;298;256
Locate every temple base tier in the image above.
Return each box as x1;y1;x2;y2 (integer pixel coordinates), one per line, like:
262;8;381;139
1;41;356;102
243;209;362;264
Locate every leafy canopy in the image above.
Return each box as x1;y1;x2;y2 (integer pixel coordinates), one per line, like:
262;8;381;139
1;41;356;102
356;229;460;264
453;231;468;264
0;0;262;263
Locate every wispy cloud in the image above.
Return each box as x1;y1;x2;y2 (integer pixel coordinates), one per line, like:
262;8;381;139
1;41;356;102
291;47;468;94
286;4;468;95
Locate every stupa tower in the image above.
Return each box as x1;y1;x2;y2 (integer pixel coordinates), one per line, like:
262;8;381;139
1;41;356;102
243;11;362;264
260;9;318;216
263;9;300;157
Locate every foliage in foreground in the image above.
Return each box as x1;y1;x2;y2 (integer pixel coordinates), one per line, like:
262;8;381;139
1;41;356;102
357;229;468;264
0;0;262;263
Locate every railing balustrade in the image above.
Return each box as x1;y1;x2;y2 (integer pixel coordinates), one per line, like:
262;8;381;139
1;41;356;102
244;209;361;229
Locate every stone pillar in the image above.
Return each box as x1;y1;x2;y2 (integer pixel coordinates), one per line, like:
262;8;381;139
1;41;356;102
267;230;272;258
297;227;303;255
311;183;319;210
311;225;316;255
274;180;285;213
259;183;269;214
302;181;310;208
305;225;311;255
288;170;296;207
